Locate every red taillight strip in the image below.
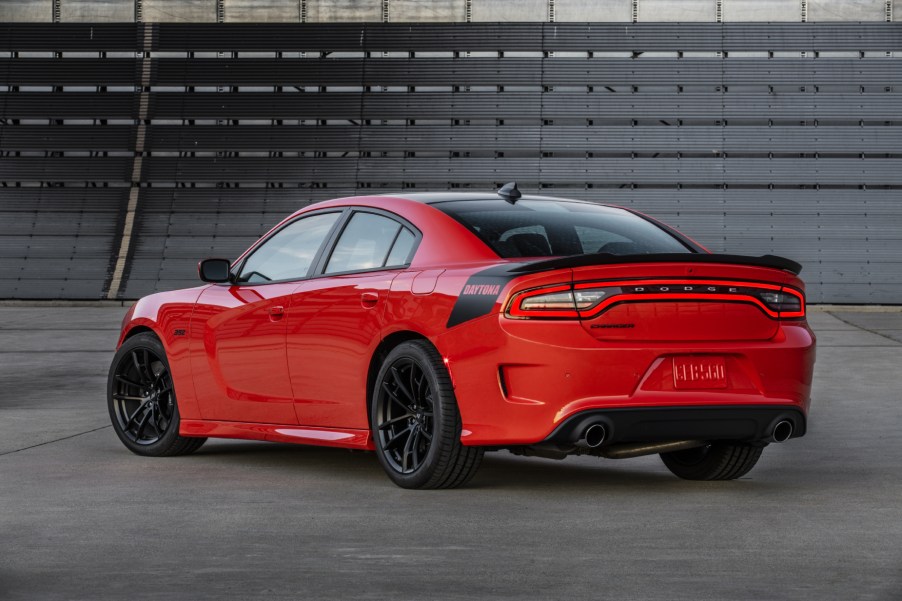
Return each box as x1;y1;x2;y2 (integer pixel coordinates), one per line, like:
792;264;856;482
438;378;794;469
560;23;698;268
507;279;805;320
778;286;806;318
579;292;780;319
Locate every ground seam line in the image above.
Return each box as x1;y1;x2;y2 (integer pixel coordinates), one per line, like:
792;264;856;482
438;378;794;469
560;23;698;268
826;312;902;345
0;425;112;457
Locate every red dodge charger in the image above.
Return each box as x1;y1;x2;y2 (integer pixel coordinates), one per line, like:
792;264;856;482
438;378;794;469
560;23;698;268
108;184;815;488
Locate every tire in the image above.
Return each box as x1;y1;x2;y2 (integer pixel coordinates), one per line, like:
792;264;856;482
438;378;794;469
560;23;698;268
371;340;483;489
660;442;763;481
107;332;206;457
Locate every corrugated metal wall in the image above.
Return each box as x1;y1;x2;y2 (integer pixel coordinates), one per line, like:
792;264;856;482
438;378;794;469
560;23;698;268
0;23;900;302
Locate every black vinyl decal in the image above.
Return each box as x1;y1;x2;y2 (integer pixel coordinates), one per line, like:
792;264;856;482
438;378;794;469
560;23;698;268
446;265;519;328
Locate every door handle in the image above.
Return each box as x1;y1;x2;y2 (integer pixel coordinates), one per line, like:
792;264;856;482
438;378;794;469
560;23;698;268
269;305;285;321
361;292;379;309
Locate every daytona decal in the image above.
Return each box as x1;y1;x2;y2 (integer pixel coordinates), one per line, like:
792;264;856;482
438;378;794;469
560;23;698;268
462;284;502;296
446;266;520;328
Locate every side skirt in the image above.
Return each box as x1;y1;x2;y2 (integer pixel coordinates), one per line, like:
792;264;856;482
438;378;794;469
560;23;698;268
180;419;374;450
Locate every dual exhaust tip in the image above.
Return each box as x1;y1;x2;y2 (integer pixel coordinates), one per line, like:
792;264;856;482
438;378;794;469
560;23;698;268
770;419;794;443
577;423;607;449
576;419;793;448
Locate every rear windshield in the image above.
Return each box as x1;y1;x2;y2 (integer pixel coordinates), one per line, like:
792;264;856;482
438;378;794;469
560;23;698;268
433;199;694;258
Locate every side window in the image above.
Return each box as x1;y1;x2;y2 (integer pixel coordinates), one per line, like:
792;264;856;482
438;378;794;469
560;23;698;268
385;227;416;267
236;212;340;284
325;212;414;274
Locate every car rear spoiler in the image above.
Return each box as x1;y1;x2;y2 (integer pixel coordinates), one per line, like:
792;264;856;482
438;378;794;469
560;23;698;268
508;253;803;275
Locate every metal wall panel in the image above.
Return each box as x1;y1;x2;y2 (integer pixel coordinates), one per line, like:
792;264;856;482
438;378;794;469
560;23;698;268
0;22;900;303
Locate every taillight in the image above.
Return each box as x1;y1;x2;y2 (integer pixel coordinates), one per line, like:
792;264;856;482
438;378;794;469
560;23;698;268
507;280;805;320
759;288;805;318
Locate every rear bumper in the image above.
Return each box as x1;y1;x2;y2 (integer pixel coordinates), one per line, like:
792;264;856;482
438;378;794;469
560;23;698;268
544;405;806;446
437;315;815;446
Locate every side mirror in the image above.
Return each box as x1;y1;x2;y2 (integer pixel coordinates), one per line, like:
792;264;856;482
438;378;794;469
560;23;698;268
198;258;232;283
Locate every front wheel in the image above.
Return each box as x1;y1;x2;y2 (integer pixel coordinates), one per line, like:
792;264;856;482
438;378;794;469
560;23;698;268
107;332;206;457
660;442;764;480
371;341;483;489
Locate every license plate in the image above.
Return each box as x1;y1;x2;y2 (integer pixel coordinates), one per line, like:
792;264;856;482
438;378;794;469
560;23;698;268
673;356;727;389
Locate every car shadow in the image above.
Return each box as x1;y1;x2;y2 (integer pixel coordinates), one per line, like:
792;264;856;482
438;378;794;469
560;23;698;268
190;440;775;492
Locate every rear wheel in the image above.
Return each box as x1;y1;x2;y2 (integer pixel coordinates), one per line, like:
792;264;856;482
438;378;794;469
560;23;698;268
371;340;483;489
107;332;206;457
660;442;763;480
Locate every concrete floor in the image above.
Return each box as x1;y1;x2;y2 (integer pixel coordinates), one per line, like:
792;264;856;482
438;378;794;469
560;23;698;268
1;306;900;601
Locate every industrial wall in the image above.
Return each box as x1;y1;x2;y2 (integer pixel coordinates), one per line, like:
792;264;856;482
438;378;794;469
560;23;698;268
0;21;900;302
0;0;899;24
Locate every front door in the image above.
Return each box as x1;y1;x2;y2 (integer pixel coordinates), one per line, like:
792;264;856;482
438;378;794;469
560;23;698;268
191;282;298;423
189;210;344;424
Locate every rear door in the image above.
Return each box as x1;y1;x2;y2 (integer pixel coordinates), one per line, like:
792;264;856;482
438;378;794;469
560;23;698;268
287;209;419;428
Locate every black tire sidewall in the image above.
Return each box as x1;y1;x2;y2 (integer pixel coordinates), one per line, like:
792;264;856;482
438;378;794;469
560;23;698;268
371;341;458;489
107;333;183;456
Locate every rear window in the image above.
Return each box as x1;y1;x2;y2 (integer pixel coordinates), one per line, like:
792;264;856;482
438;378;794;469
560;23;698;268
433;199;693;258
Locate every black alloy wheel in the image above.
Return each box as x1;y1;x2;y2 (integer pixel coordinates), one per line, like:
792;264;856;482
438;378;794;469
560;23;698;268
376;356;435;474
372;340;483;489
107;333;206;456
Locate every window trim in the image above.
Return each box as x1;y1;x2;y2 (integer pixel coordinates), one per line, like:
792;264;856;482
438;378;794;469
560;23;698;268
227;208;348;286
313;207;422;278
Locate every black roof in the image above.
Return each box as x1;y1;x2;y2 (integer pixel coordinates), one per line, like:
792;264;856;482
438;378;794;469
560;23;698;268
383;191;596;205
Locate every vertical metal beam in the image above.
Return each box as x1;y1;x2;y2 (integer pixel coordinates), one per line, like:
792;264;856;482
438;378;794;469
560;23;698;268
106;25;153;300
135;0;143;23
52;0;60;22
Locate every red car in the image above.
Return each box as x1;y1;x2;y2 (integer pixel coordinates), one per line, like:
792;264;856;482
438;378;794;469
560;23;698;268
108;184;815;488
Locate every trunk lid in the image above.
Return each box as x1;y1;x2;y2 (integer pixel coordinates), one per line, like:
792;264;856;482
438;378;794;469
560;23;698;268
569;260;797;342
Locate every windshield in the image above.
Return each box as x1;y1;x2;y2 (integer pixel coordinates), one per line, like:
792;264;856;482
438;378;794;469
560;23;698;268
432;199;694;258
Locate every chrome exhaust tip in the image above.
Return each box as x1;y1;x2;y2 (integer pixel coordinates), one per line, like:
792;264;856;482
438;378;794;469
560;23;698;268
771;420;794;443
577;423;607;449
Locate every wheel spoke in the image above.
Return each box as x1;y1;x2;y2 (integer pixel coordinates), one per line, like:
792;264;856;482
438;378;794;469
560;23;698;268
414;373;427;403
115;375;142;388
409;427;422;469
142;350;155;382
384;424;413;449
401;425;417;471
382;381;412;412
409;366;419;405
134;409;152;440
113;394;148;402
378;413;413;430
418;427;432;442
390;366;416;404
131;351;144;383
124;400;151;429
153;404;168;434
